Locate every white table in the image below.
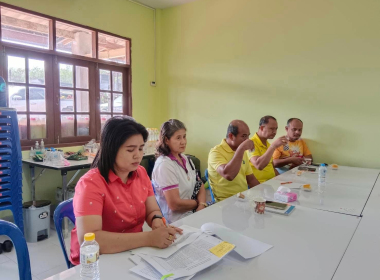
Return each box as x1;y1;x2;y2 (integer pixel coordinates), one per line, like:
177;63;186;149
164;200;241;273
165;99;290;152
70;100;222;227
266;166;379;216
332;178;380;280
258;179;373;216
44;195;361;280
274;166;380;189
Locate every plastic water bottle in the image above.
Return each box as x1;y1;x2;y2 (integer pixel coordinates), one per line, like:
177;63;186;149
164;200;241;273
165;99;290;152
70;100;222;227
80;233;100;280
40;139;45;153
318;164;327;193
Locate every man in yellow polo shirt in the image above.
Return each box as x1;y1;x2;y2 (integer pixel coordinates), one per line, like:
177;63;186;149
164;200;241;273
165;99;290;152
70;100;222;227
248;116;288;183
208;120;260;202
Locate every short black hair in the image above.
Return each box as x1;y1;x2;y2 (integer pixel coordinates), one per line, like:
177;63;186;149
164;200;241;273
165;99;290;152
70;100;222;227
287;118;303;126
226;123;239;138
259;115;276;126
91;116;148;183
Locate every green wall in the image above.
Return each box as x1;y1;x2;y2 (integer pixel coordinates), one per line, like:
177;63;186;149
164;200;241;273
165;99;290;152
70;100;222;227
158;0;380;171
1;0;161;218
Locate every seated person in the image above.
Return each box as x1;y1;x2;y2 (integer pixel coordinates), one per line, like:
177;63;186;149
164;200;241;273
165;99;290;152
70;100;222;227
152;119;207;223
70;116;181;265
273;118;313;173
208;120;259;202
248;116;287;183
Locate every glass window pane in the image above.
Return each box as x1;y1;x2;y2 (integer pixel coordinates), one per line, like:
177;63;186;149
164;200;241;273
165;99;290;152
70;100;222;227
60;89;74;112
75;66;89;89
61;115;74;137
98;33;129;64
8;56;25;83
29;59;45;85
30;115;46;139
112;72;123;92
60;64;73;87
76;90;89;112
100;114;111;130
77;115;89;136
99;70;110;90
17;114;27;140
100;92;111;112
29;87;46;112
1;7;50;49
113;93;123;113
56;21;94;58
8;85;26;111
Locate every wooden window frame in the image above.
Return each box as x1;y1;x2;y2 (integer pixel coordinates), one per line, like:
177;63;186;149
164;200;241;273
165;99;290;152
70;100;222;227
0;2;132;149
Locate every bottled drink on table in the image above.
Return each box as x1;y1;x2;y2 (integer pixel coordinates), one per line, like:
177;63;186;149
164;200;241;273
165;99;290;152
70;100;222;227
318;163;327;193
80;233;100;280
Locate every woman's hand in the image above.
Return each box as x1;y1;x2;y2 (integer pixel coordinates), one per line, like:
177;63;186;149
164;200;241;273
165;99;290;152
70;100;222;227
196;204;206;212
149;227;179;248
151;218;166;230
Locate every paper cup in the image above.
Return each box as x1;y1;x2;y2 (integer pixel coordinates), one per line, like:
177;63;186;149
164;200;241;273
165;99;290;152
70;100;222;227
252;197;266;214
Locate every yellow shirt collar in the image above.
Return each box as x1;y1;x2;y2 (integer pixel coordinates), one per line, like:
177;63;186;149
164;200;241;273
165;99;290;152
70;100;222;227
253;132;269;148
221;139;234;153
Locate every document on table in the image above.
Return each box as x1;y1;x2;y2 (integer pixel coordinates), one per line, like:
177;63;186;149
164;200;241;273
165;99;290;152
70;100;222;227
129;255;195;280
201;222;273;259
130;225;202;258
136;234;231;279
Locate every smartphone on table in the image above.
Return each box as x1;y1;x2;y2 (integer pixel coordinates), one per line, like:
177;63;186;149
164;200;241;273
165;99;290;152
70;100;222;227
265;201;287;210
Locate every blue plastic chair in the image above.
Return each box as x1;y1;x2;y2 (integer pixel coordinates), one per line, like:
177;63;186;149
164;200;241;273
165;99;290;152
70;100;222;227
0;220;32;280
204;169;216;203
54;199;76;269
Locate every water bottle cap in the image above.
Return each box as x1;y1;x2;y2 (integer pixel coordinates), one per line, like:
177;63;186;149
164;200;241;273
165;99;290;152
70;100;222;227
84;233;95;241
321;163;326;167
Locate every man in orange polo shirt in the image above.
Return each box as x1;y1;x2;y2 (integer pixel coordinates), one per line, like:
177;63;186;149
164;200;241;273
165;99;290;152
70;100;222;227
273;118;313;173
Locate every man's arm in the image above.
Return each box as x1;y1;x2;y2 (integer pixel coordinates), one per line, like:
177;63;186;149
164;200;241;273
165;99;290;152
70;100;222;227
247;174;260;188
250;136;287;170
273;163;279;176
215;139;254;181
250;145;276;170
274;157;299;168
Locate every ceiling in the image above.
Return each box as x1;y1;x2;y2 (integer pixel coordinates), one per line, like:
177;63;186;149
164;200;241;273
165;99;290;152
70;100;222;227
130;0;198;9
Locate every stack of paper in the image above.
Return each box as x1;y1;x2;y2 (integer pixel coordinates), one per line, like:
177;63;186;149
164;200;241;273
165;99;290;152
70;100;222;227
129;223;273;279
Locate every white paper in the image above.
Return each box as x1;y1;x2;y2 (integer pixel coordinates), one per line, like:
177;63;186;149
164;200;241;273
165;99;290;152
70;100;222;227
130;255;195;280
138;235;227;279
131;225;202;258
130;260;163;280
201;222;273;259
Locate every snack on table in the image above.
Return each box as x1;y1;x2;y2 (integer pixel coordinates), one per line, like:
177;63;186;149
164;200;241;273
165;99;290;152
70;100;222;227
331;164;339;170
303;184;312;191
237;192;245;199
297;171;303;176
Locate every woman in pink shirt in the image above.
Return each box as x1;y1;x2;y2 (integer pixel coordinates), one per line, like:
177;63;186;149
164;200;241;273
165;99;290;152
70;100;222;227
70;116;181;265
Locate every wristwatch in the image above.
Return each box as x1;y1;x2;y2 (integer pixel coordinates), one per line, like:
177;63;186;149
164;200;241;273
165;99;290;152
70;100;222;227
151;214;163;223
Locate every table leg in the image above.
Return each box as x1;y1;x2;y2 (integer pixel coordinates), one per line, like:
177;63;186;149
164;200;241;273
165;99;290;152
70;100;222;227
29;166;46;206
29;165;35;205
61;170;69;238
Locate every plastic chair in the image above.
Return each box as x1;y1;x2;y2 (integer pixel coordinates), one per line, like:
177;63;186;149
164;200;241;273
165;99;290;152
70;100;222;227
204;169;216;203
151;181;166;219
0;220;32;280
54;199;76;269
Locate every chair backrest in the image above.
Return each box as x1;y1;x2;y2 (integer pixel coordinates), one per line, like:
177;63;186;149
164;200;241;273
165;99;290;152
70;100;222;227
54;199;75;269
205;169;216;203
0;220;32;280
151;181;167;220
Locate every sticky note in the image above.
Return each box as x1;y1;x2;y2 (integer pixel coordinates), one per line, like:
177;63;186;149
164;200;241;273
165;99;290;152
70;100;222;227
209;241;235;258
161;273;174;280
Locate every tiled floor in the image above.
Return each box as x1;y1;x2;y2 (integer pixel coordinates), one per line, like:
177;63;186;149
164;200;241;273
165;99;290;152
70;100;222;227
0;226;70;280
0;219;152;280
